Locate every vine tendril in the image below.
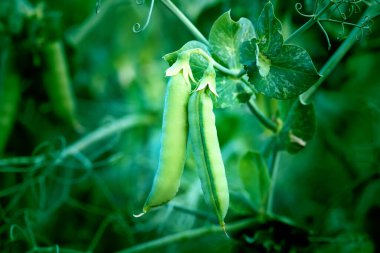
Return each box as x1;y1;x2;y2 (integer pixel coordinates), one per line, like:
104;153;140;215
295;3;315;17
10;224;29;242
293;0;373;49
133;0;155;33
317;21;332;50
319;15;372;41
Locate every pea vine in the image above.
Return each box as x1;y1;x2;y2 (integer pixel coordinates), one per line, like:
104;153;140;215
126;0;379;249
129;0;378;150
0;0;378;252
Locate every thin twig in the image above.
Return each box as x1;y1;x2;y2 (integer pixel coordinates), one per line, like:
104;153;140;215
0;114;153;171
160;0;209;46
247;100;278;133
300;5;379;104
116;218;257;253
266;149;280;215
285;1;334;43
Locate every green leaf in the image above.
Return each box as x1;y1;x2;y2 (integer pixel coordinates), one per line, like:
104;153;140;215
247;44;320;99
163;40;247;109
163;40;209;82
238;151;271;212
255;2;283;57
278;100;316;153
240;2;320;99
213;75;246;108
240;39;257;66
209;11;255;71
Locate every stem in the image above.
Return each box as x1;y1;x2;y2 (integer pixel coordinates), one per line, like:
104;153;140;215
189;48;242;77
27;246;87;253
160;0;247;77
285;1;334;43
87;215;116;252
60;114;152;158
0;114;153;170
169;203;217;223
116;218;257;253
240;78;277;132
212;59;242;77
160;0;209;46
299;5;378;104
266;149;280;215
66;0;130;46
247;100;278;133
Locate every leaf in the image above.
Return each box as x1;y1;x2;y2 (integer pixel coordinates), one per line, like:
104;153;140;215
240;2;320;99
163;41;209;82
213;74;246;108
255;2;283;57
240;39;257;66
209;11;255;71
238;151;271;212
278;100;316;153
163;40;247;108
247;44;320;99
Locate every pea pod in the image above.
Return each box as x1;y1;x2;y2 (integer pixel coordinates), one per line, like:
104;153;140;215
140;74;190;214
42;40;78;128
188;89;229;230
0;48;21;155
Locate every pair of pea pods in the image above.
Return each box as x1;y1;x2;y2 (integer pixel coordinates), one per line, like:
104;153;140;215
138;74;229;231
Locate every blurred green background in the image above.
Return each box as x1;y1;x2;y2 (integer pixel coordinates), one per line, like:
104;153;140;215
0;0;380;252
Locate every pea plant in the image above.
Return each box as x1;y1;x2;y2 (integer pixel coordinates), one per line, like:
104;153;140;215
132;0;377;241
0;0;379;252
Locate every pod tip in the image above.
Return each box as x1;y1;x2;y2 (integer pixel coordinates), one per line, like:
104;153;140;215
133;212;145;218
221;222;230;239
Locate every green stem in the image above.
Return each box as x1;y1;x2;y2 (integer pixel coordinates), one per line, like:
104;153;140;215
189;48;242;77
60;114;152;158
87;215;116;252
299;6;379;104
116;218;257;253
247;100;278;133
0;156;46;172
212;59;242;77
240;79;277;132
284;1;334;43
27;246;87;253
266;149;280;215
160;0;246;78
66;0;129;46
160;0;209;46
169;203;217;223
0;114;153;171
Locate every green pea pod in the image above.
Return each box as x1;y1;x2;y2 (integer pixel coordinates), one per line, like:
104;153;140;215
188;89;229;231
140;74;190;214
0;48;21;155
42;41;78;128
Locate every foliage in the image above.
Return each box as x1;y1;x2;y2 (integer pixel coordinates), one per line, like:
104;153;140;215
0;0;380;252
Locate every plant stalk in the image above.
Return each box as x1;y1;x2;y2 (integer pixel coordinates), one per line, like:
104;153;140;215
266;149;280;215
116;218;257;253
285;1;334;43
160;0;209;46
247;100;278;133
299;5;379;104
0;114;153;171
